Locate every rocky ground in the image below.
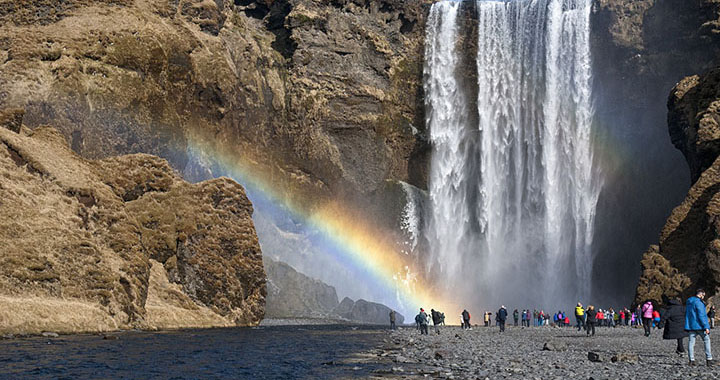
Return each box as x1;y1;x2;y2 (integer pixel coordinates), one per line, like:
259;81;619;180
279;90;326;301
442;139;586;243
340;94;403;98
352;325;720;379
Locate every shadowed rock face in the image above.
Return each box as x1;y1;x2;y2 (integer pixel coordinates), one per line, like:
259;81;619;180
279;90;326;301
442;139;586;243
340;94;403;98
669;68;720;182
334;297;404;325
0;116;265;334
589;0;720;303
635;67;720;306
264;259;339;319
0;0;431;205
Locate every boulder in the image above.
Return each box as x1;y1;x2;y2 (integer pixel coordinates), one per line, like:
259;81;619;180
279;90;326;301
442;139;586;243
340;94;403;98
588;352;604;363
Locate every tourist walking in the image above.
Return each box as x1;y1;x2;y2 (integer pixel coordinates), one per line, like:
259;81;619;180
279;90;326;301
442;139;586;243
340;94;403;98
484;311;490;327
686;289;714;366
497;306;508;332
389;310;396;330
462;309;471;330
513;309;519;326
416;308;429;335
586;305;597;336
575;303;585;331
431;309;442;335
642;300;654;336
661;297;686;356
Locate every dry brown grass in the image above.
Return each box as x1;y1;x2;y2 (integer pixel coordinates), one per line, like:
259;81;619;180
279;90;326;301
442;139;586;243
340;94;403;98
0;122;265;335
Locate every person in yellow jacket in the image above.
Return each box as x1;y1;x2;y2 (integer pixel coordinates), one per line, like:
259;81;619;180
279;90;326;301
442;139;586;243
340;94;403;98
575;302;586;331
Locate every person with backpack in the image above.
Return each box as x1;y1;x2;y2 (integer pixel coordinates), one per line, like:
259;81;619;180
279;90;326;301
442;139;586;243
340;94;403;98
497;306;508;332
431;309;442;335
642;301;654;336
686;289;713;366
462;309;471;330
416;308;429;335
661;296;686;356
513;309;519;326
585;305;597;337
389;310;396;330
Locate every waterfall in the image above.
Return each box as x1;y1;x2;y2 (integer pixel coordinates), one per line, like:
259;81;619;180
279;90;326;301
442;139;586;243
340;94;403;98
424;0;601;309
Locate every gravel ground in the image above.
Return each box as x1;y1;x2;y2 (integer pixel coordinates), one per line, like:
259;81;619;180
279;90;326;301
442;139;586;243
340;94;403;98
358;324;720;379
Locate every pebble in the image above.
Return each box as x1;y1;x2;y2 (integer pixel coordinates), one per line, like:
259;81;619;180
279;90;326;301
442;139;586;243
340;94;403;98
366;325;720;378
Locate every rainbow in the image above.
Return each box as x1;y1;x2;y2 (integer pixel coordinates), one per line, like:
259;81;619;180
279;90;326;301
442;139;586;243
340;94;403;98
185;134;458;320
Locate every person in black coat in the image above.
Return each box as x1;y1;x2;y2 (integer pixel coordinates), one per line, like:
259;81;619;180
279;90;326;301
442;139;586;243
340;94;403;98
497;306;508;332
661;297;686;355
585;306;597;336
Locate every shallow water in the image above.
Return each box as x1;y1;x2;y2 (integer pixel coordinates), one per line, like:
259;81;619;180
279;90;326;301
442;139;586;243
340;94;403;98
0;325;387;379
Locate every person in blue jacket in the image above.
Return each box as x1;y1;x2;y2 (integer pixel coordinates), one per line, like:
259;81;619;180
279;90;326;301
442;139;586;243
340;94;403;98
685;288;714;366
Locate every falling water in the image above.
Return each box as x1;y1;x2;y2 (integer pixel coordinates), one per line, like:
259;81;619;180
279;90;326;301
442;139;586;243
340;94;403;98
425;0;601;309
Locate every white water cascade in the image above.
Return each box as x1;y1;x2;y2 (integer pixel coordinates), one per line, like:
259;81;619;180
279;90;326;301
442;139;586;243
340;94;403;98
424;0;601;309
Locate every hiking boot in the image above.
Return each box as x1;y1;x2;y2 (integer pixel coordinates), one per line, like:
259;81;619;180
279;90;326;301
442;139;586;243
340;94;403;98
689;360;697;366
707;359;715;367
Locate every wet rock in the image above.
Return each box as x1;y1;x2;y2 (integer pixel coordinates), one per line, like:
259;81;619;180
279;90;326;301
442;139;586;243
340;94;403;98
41;332;59;338
102;335;119;340
588;352;604;362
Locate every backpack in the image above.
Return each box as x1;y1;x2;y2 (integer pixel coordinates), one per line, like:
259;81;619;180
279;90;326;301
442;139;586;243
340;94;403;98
415;313;423;324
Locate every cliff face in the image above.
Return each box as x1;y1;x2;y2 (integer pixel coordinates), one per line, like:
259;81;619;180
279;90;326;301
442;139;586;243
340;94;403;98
0;0;431;203
635;67;720;305
589;0;720;302
0;112;265;334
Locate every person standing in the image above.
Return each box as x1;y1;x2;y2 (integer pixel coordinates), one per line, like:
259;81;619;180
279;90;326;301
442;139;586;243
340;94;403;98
709;306;716;329
642;300;654;336
497;306;508;332
586;305;597;337
389;310;396;330
462;309;471;330
513;309;519;327
431;309;442;335
661;297;686;356
417;308;429;335
686;289;714;366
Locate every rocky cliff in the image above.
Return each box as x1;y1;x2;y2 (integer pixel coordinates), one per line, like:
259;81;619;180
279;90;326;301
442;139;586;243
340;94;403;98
0;111;265;334
264;258;404;324
635;67;720;305
0;0;431;204
589;0;720;302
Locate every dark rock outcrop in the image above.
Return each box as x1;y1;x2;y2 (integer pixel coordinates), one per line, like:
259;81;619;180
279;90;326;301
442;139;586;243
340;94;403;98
0;118;265;334
668;68;720;182
635;67;720;305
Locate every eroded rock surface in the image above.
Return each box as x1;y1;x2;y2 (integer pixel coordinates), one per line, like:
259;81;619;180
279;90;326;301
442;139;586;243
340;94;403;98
636;67;720;305
0;0;431;204
0;118;265;334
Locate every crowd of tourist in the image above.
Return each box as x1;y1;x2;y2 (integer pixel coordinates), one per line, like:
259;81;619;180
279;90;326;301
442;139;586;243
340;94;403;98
400;288;717;366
